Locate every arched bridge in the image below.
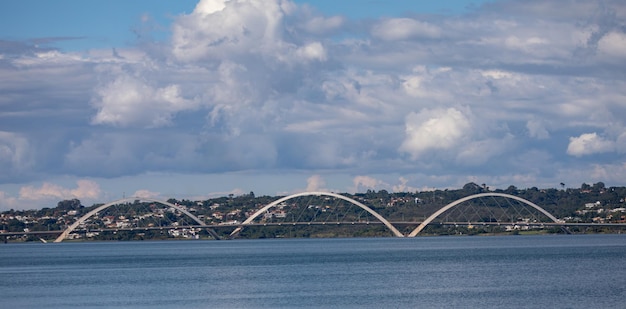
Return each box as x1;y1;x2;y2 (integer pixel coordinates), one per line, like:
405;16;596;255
45;191;571;242
406;192;563;237
53;197;220;243
229;191;404;238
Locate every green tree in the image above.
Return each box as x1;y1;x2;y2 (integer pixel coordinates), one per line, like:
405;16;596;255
57;199;82;211
593;182;605;192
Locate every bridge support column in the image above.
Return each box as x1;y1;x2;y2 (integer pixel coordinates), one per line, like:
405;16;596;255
205;228;221;240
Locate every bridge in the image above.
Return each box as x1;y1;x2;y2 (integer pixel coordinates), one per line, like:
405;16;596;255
2;192;625;242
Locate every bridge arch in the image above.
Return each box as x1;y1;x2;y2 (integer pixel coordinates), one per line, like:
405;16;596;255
230;191;405;238
54;197;218;242
407;192;562;237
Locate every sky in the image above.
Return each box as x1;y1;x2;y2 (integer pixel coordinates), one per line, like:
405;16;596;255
1;0;625;210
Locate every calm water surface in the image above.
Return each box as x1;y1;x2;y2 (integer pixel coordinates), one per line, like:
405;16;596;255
1;234;625;308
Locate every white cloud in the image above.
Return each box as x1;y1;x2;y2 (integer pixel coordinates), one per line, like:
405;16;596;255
402;75;426;97
526;119;550;139
372;18;441;41
399;108;472;160
597;32;626;60
480;70;513;80
0;131;33;180
590;163;626;183
194;0;228;16
392;177;420;193
12;50;87;67
91;75;195;128
171;0;289;62
305;174;326;192
3;0;626;205
351;176;420;193
504;35;548;51
352;175;384;192
295;42;327;62
566;133;615;157
132;189;161;199
556;162;626;189
19;180;102;201
455;135;514;166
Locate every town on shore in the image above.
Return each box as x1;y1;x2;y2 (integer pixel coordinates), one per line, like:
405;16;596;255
2;182;625;242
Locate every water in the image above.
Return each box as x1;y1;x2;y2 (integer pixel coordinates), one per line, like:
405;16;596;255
1;234;625;308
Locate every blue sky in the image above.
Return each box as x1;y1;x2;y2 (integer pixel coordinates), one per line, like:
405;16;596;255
1;0;490;50
0;0;198;50
1;0;625;210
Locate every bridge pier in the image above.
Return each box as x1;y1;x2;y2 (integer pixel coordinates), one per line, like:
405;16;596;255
205;228;221;240
561;226;572;234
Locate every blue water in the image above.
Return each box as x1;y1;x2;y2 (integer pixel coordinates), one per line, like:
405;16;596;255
1;235;625;308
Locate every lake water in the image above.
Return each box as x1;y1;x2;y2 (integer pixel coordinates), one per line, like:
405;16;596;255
1;234;625;308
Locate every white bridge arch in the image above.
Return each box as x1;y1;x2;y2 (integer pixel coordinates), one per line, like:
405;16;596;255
54;197;217;242
229;191;405;238
407;192;563;237
53;192;563;241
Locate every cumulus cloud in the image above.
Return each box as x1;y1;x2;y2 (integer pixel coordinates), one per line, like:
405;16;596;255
392;177;420;193
295;41;327;62
401;66;453;99
399;108;472;160
19;180;102;201
566;133;615;156
305;174;326;192
194;0;227;15
171;0;309;64
91;75;195;128
352;175;384;192
2;0;626;205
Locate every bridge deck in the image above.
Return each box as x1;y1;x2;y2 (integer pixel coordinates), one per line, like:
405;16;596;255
3;221;626;238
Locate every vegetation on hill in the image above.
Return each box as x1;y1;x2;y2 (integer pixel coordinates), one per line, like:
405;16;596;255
2;182;625;241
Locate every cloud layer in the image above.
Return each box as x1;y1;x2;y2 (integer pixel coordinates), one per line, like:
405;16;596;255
1;0;626;209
